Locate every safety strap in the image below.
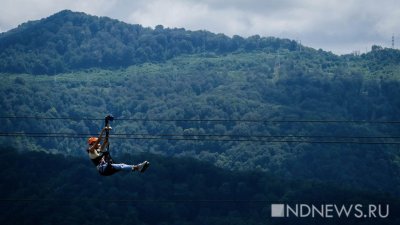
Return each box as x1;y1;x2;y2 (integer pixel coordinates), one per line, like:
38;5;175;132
104;115;114;163
104;115;113;151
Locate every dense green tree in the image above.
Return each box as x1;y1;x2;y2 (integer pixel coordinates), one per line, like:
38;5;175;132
1;149;399;225
0;10;305;74
1;9;400;203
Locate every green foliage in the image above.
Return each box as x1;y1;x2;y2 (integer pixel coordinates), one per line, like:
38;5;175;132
0;149;399;225
0;51;400;197
0;10;299;75
0;9;400;202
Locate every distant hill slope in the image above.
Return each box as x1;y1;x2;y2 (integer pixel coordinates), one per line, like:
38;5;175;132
1;9;400;202
1;148;399;225
0;10;299;74
1;52;400;196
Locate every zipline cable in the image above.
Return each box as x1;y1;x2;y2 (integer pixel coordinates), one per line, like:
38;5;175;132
1;132;400;144
1;116;400;124
1;132;400;140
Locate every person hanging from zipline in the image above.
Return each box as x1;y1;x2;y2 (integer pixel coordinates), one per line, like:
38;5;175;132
86;115;150;176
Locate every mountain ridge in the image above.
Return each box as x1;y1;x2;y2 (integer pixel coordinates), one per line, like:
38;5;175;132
0;10;301;74
1;9;400;201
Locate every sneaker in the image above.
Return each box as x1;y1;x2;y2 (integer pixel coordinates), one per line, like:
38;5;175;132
135;161;150;173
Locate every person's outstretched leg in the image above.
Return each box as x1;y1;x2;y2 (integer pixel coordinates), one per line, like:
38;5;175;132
111;162;150;173
132;161;150;173
111;163;135;172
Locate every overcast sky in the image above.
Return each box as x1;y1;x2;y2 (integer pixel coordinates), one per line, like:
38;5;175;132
1;0;399;55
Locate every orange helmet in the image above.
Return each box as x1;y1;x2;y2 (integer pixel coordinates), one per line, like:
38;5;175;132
88;137;98;145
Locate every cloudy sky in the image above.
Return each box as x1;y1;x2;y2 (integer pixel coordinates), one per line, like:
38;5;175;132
1;0;399;55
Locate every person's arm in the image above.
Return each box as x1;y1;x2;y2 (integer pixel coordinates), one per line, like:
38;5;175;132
88;127;109;153
99;126;112;152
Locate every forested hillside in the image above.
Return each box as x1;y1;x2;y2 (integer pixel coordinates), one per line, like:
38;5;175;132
1;10;399;77
0;10;299;74
1;51;400;196
1;149;399;225
0;10;400;199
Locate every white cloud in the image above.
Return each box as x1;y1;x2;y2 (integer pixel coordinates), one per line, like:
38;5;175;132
0;0;117;31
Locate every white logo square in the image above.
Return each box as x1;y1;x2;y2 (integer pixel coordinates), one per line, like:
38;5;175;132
271;204;285;217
